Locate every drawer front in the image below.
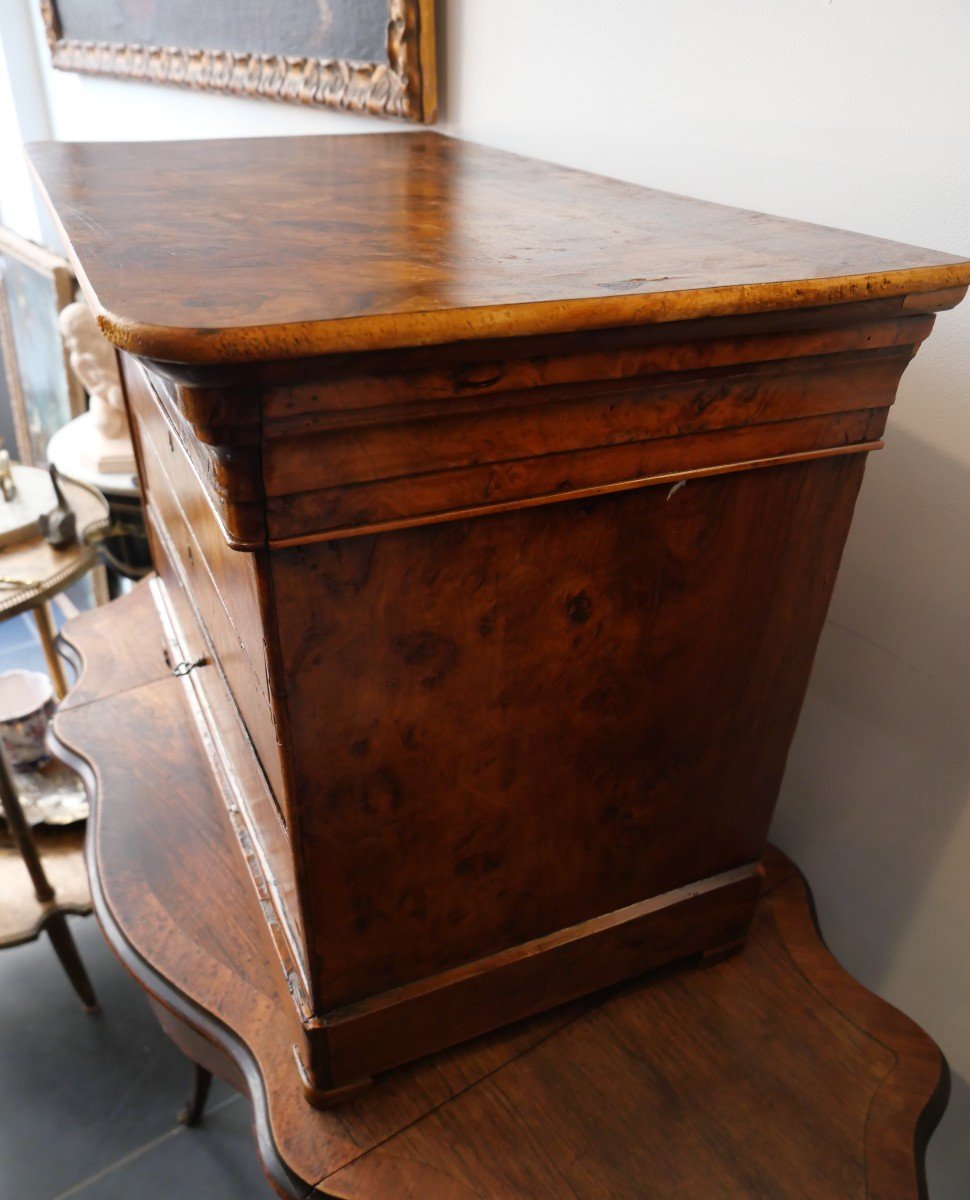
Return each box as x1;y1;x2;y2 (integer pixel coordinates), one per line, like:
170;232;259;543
123;356;264;547
144;482;285;805
144;508;209;670
145;511;305;975
125;369;285;806
123;358;268;684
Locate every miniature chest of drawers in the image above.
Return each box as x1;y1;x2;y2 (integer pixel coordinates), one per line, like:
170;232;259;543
28;132;969;1102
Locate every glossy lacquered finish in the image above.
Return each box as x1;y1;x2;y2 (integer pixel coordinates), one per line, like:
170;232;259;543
53;581;949;1198
29;132;970;1097
26;133;970;364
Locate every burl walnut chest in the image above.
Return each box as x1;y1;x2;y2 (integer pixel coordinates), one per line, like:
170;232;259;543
28;133;969;1103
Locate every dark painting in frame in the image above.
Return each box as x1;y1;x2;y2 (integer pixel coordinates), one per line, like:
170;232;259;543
39;0;436;124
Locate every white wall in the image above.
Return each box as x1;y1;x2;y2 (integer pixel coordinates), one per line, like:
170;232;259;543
4;1;970;1193
0;1;54;242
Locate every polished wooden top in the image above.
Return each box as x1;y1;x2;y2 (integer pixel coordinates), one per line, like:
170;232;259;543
53;579;948;1199
27;133;970;365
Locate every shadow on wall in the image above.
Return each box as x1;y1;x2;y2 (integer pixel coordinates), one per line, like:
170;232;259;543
771;422;970;1200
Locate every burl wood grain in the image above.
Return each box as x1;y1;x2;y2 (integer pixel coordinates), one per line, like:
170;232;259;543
26;133;970;363
256;311;926;544
272;456;865;1010
52;581;948;1199
31;130;969;1090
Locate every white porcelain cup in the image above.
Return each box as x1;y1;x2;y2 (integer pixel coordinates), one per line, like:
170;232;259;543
0;670;56;769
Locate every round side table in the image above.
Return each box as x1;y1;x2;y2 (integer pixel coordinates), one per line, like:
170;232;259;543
0;469;110;698
0;465;108;1010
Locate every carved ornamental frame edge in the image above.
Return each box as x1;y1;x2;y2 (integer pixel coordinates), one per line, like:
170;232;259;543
39;0;436;124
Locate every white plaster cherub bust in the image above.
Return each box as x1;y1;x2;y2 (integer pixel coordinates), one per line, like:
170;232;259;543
58;300;136;474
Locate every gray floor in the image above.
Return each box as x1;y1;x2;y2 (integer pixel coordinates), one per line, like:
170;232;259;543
0;612;275;1199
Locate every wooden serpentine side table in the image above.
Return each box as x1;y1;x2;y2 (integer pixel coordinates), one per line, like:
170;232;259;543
52;580;949;1200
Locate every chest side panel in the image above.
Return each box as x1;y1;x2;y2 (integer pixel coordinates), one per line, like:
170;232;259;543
272;453;866;1009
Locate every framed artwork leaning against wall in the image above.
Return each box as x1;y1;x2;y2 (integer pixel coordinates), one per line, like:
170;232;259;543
0;227;85;468
39;0;437;124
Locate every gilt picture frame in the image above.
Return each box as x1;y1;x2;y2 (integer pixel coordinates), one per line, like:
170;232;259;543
0;228;85;468
39;0;437;124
